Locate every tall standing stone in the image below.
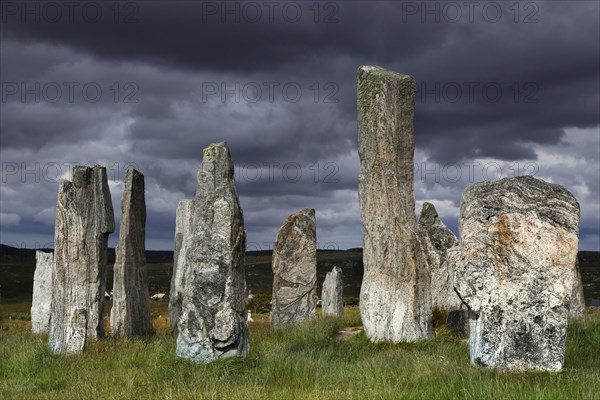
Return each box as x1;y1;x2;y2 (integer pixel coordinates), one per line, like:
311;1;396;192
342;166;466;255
169;199;194;336
322;266;344;317
31;251;53;334
110;168;152;337
418;202;461;310
271;209;318;326
453;176;580;371
49;165;115;354
357;65;434;342
176;142;248;363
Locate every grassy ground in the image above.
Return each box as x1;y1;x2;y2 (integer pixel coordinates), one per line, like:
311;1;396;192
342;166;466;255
1;308;599;400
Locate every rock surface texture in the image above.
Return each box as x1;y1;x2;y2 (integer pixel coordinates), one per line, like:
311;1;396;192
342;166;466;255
31;251;54;334
271;209;318;326
110;168;152;337
569;259;586;318
49;165;115;354
322;266;344;317
175;142;249;363
357;65;434;342
453;175;581;372
169;199;194;336
418;202;461;310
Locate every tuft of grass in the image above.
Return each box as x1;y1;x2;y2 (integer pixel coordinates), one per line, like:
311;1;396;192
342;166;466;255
0;308;599;400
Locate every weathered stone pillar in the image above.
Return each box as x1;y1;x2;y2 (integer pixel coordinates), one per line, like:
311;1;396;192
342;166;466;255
453;176;580;371
569;259;586;318
418;202;461;311
49;165;115;354
110;168;152;337
169;199;194;336
271;208;318;326
357;65;434;342
176;142;249;363
31;250;53;334
322;266;344;317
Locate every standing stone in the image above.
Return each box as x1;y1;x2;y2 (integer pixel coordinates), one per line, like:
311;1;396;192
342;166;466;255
31;251;53;334
569;259;586;318
453;176;580;371
271;209;317;326
49;165;115;354
322;266;344;317
418;202;461;310
357;65;434;342
169;199;194;336
110;169;152;337
176;142;248;363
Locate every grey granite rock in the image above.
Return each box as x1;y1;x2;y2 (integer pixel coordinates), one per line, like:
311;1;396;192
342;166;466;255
31;250;53;334
453;175;580;371
357;65;434;342
169;199;194;336
49;165;115;354
175;142;249;363
271;208;318;326
418;202;461;311
110;168;152;337
322;266;344;317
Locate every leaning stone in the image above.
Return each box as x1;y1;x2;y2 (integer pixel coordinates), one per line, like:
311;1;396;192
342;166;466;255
49;165;115;354
453;175;580;371
110;168;152;337
322;266;344;317
418;202;461;311
176;142;249;363
357;65;434;342
169;199;194;336
271;208;318;326
31;250;53;334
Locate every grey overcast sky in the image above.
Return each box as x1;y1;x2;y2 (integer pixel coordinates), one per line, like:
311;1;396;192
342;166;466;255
1;0;599;251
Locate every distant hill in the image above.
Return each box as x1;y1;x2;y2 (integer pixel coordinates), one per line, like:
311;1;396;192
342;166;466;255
0;244;598;304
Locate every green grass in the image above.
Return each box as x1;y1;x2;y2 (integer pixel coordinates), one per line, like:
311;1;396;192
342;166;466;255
1;309;599;400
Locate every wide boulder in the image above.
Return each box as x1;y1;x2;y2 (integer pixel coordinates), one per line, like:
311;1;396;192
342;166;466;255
453;175;581;371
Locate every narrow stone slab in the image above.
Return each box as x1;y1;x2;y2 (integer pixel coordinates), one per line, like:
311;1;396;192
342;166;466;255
322;266;344;317
110;168;152;337
271;208;317;326
357;65;434;342
569;259;586;318
176;142;249;363
31;250;53;334
453;175;580;371
49;165;115;354
169;199;194;336
418;202;461;311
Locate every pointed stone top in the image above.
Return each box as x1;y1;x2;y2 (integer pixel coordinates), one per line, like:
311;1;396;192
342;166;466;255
125;168;144;181
198;142;234;182
418;202;440;227
358;65;413;81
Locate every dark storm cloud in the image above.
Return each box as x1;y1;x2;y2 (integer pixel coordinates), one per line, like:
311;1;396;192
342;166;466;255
1;0;598;250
